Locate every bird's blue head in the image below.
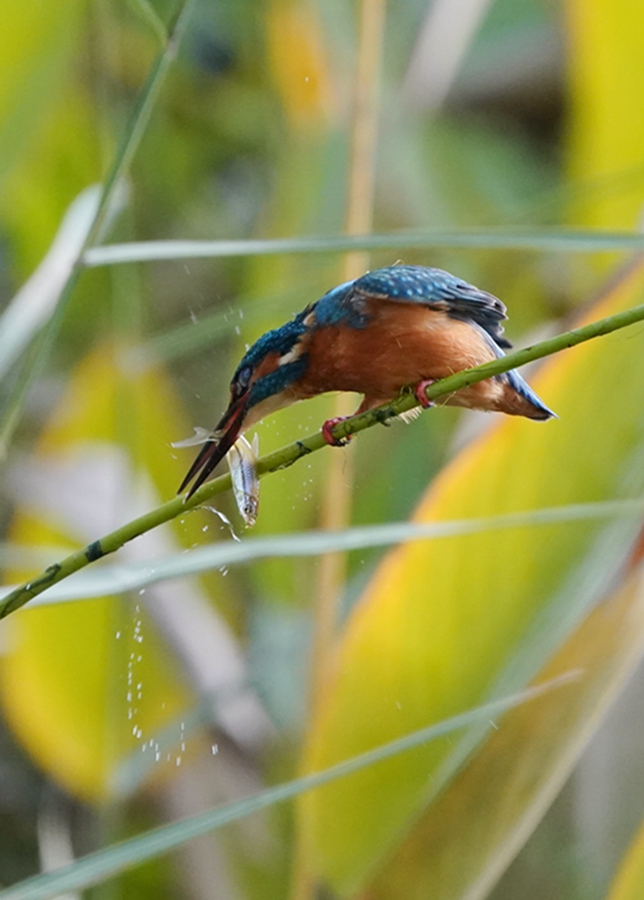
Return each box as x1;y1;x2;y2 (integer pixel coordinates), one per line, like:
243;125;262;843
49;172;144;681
178;312;314;498
231;317;310;412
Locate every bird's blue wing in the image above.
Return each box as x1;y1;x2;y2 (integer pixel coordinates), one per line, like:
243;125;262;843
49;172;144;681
352;265;511;349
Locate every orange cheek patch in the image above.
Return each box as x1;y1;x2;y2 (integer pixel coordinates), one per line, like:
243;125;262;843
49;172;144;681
250;351;281;384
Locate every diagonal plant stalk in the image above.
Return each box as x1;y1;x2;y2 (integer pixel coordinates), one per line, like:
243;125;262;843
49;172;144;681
85;0;198;246
127;0;168;46
3;298;644;620
310;0;387;713
0;0;198;448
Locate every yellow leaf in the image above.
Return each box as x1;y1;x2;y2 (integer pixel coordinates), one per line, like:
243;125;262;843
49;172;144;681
0;0;84;157
0;345;215;802
297;266;644;895
606;813;644;900
567;0;644;229
370;568;644;900
265;0;337;131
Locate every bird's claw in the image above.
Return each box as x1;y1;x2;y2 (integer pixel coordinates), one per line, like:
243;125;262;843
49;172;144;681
414;379;436;409
322;417;352;446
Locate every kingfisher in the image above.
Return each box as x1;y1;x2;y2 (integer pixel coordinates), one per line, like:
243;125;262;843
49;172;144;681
179;264;554;498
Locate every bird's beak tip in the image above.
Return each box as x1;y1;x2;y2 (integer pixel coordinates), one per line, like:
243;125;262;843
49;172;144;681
178;395;249;497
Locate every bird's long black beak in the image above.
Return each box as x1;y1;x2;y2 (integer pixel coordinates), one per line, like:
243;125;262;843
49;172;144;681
178;394;248;500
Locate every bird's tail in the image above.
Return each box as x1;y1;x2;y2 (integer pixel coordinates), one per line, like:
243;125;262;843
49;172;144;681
503;368;556;420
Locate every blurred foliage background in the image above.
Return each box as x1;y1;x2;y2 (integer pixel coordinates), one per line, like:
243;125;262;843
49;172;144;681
2;0;644;898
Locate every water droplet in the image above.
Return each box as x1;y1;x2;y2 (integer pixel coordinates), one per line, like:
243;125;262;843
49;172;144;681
204;506;240;541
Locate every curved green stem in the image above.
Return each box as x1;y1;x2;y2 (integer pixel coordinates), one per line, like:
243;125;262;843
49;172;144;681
3;297;644;618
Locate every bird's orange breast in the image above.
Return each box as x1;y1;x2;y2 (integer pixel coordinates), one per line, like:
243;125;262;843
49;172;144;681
298;302;488;393
294;300;538;418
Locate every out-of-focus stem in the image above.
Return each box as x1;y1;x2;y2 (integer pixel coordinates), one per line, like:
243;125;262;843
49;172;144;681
310;0;387;703
295;1;387;897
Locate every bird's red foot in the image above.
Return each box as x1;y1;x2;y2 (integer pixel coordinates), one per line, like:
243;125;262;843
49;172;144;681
414;379;436;409
322;417;352;446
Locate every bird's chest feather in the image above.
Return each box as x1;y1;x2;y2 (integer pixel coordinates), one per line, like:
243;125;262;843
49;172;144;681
297;301;497;400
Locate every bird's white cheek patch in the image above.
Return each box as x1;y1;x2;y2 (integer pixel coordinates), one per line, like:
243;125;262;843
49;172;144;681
278;338;306;366
279;348;299;365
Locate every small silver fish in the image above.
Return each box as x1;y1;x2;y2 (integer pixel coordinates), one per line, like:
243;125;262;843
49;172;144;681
226;434;259;527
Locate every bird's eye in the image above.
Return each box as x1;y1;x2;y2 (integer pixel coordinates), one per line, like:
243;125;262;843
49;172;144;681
238;366;252;387
232;365;252;398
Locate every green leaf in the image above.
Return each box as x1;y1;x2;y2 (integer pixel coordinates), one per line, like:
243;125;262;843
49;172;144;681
0;679;570;900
